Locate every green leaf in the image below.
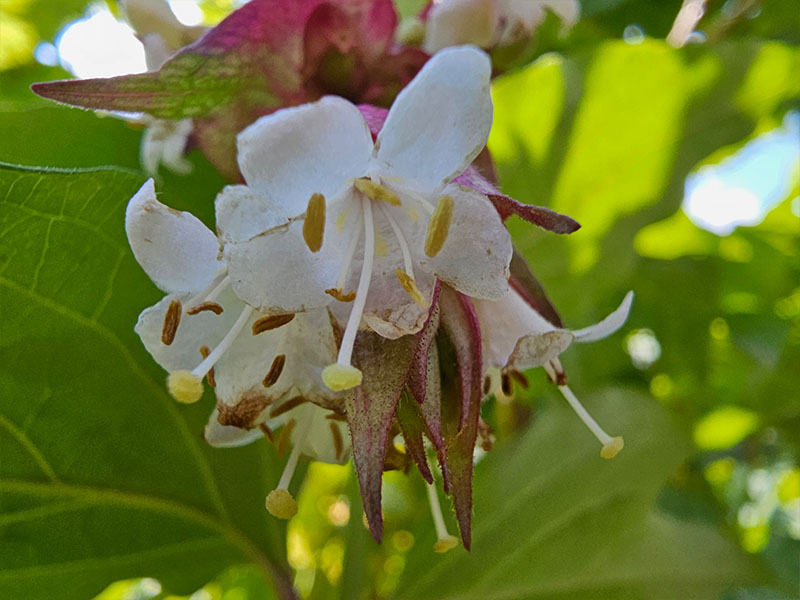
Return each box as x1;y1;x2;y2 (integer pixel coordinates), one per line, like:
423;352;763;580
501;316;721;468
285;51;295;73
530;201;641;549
0;163;295;600
396;389;758;599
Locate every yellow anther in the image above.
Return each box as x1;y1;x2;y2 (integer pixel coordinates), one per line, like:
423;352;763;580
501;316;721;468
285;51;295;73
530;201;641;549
325;288;356;302
265;489;298;519
433;535;459;553
167;370;203;404
354;177;401;206
322;363;363;391
302;192;326;252
425;195;454;257
396;268;426;307
600;436;624;459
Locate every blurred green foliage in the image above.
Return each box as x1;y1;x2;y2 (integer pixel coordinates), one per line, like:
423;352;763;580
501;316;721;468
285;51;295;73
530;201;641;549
0;1;798;599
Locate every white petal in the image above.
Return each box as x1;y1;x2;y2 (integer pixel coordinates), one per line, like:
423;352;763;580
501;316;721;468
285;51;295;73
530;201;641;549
223;219;338;313
216;184;288;244
214;310;341;409
375;46;492;190
327;204;437;338
126;179;223;294
572;291;634;343
538;0;581;28
134;289;243;373
474;288;569;370
417;185;512;300
237;96;373;219
424;0;497;53
204;409;264;448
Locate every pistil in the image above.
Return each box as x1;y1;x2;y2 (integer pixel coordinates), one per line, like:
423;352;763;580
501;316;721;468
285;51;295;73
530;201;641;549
322;196;375;391
426;480;459;553
166;305;254;403
265;415;313;519
544;360;624;459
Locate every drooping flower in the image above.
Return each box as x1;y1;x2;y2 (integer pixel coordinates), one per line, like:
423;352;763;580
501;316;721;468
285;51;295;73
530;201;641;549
215;46;514;392
423;0;580;53
126;179;349;515
473;255;633;458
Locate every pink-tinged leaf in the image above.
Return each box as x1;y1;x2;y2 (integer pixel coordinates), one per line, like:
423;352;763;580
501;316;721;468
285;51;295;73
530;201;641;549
508;250;564;328
438;286;483;549
348;331;417;542
33;0;424;180
454;166;581;234
396;391;434;484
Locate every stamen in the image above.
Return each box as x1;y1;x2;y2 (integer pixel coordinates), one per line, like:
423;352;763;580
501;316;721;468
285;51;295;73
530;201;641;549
275;419;296;457
396;268;426;307
354;177;400;206
378;203;415;277
161;300;182;345
330;422;344;461
266;415;314;519
185;272;228;308
325;412;348;422
252;313;295;335
259;422;274;442
187;302;223;315
500;371;513;396
203;275;230;304
302;193;326;252
326;288;356;302
426;481;458;553
270;396;307;418
424;195;454;258
323;196;375;391
509;370;529;389
191;305;253;379
262;354;286;388
335;207;363;291
199;345;215;387
397;185;436;214
544;360;623;459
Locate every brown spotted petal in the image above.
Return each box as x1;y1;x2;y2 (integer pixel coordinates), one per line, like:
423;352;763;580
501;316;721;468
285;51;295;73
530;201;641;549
437;286;483;550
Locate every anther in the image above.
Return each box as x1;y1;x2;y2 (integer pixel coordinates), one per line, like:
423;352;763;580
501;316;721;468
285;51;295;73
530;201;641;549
259;422;274;442
252;313;295;335
275;419;296;457
354;177;401;205
302;192;326;252
326;288;356;302
161;300;182;345
424;195;454;257
262;354;286;388
199;345;215;387
500;371;513;396
483;375;492;395
266;414;314;519
509;370;529;389
396;268;426;307
270;396;307;418
601;436;625;459
186;301;224;315
167;370;203;404
330;422;344;461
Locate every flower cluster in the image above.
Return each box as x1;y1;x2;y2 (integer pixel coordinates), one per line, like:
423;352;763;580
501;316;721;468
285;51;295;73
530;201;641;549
38;0;632;553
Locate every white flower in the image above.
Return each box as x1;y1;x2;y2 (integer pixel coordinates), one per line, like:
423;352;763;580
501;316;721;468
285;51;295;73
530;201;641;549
215;46;513;391
121;0;205;176
126;179;350;516
424;0;581;53
474;288;633;458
